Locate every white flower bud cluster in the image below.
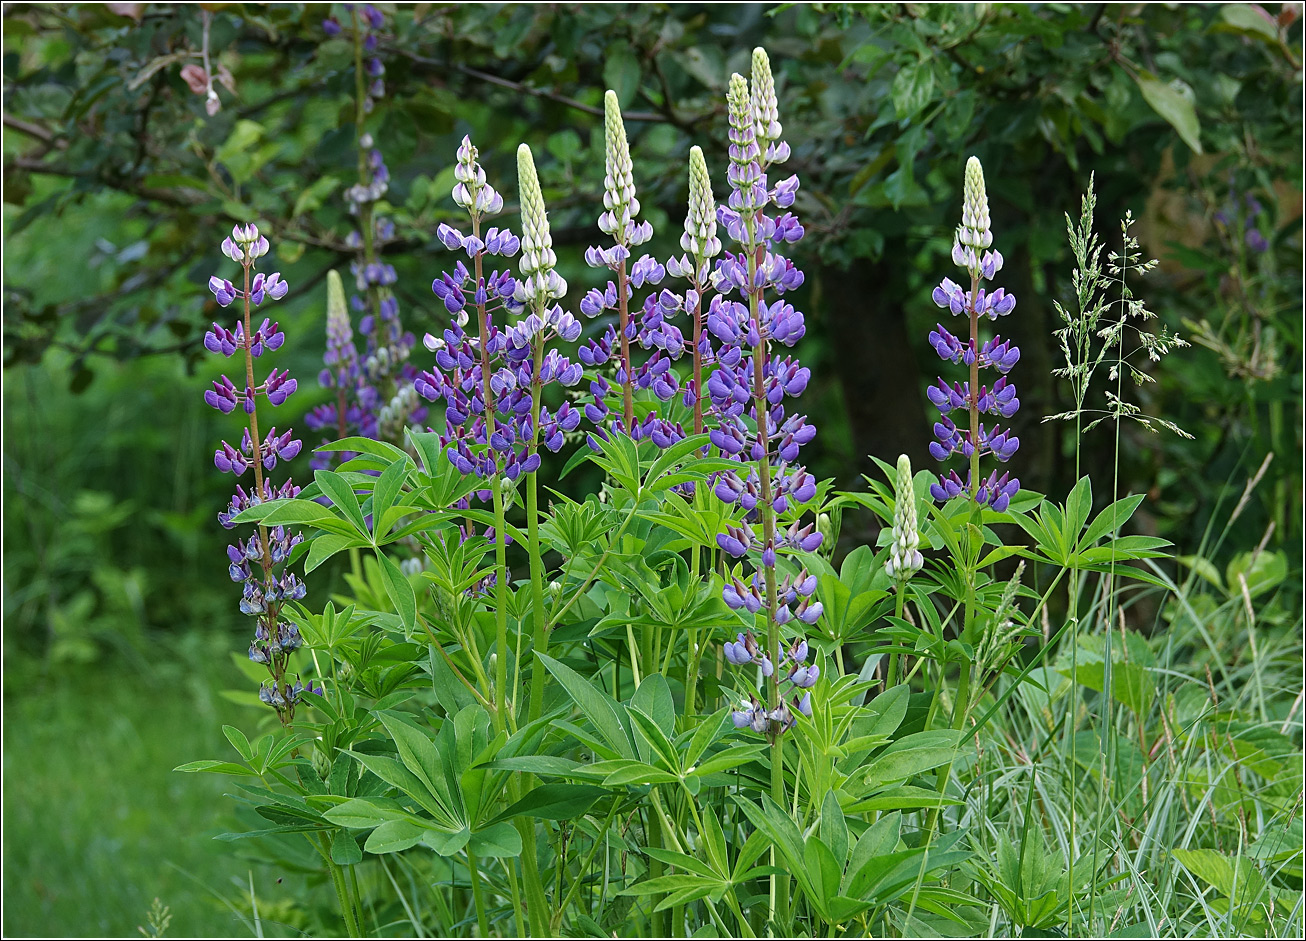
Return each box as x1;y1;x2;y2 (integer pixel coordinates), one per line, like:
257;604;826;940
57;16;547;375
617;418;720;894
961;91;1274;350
751;48;783;152
679;145;721;261
958;156;993;251
885;454;923;580
599;91;653;247
378;383;420;440
515;144;568;306
453;135;504;216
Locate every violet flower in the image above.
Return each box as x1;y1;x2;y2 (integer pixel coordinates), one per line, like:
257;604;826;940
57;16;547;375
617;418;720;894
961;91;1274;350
713;50;824;740
203;224;315;720
579;91;696;452
415;137;581;487
312;4;424;471
927;157;1021;512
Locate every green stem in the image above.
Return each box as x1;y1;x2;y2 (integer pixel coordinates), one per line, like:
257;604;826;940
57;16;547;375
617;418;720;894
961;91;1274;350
887;587;906;690
967;270;981;497
315;834;361;937
552;796;621;933
465;849;491;938
746;220;789;932
526;469;549;723
491;487;510;729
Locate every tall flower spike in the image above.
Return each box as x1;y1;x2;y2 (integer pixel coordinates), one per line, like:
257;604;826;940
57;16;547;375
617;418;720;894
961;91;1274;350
516;144;567;306
600;90;649;246
203;225;311;722
929;156;1020;511
885;454;923;580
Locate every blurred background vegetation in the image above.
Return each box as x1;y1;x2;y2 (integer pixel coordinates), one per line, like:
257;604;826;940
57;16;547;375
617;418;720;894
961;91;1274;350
3;2;1301;935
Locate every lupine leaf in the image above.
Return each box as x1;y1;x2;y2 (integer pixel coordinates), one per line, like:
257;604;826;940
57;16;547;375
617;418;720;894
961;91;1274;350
491;784;608;823
364;818;428;854
314;470;370;538
537;653;635;759
375;550;417;631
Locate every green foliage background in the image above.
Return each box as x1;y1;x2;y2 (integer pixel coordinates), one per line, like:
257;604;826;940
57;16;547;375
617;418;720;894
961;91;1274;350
2;2;1301;935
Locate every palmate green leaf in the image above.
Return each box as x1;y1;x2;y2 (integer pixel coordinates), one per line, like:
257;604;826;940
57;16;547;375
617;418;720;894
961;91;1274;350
305;532;369;573
590;758;680;787
1063;475;1092;543
422;826;472;857
803;835;842;922
343;750;447;820
368;458;410;537
315;436;412;465
376;713;454;813
228;499;361;539
1079;492;1145;547
846;786;963;813
628;705;680;772
364;818;429;854
683;708;730;770
481;755;589;777
173;759;257;776
330;828;363;865
734;793;818;908
323;797;411;829
820;788;849;864
619;873;722;909
629;672;676;736
643;847;720;880
222;725;253;762
690;742;769;777
859;729;962;791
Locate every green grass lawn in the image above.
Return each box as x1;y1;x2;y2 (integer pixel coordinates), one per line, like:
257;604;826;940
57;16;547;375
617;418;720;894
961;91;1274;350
3;635;283;937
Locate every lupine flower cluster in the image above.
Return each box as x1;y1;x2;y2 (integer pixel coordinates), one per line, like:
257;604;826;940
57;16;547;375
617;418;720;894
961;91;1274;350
578;91;693;452
729;637;816;733
927;157;1021;512
710;50;825;739
415;136;583;485
204;224;318;718
667;145;724;435
307;3;423;469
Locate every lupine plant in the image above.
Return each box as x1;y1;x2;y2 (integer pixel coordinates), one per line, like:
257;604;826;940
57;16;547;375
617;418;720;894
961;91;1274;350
181;45;1243;941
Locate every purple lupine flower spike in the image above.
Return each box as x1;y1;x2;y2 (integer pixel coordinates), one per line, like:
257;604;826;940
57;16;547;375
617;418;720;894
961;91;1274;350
928;157;1020;509
203;224;317;722
714;50;827;741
